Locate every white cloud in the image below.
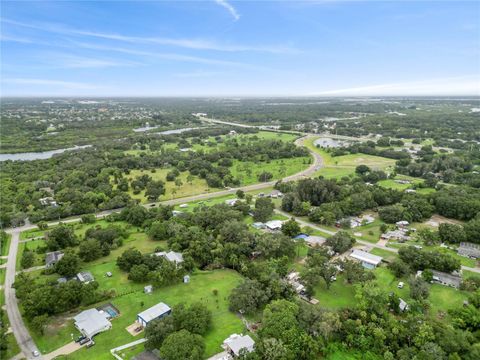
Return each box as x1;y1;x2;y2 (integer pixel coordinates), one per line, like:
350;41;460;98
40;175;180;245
52;54;142;68
214;0;240;21
2;78;97;89
2;18;298;54
312;76;480;96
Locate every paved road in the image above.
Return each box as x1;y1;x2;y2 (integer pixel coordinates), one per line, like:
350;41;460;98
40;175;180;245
4;228;42;360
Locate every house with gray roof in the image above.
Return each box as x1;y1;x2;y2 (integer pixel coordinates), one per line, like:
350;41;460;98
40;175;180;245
155;251;184;266
45;251;64;267
77;271;95;284
137;302;171;327
74;308;112;339
458;242;480;259
349;249;383;269
223;334;255;357
432;270;462;288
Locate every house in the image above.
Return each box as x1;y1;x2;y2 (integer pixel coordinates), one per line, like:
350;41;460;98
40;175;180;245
458;242;480;259
286;272;306;294
399;298;409;312
225;198;239;206
77;271;94;284
137;302;171;327
172;210;183;216
251;222;266;230
74;308;112;339
305;235;326;247
265;220;283;231
45;251;64;267
349;249;383;269
381;229;410;242
269;190;283;198
395;220;409;228
155;251;184;266
223;334;255;357
431;270;462;288
405;189;417;194
39;197;58;207
229;130;237;136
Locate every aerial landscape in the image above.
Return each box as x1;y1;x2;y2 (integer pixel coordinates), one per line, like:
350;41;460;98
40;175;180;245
0;1;479;360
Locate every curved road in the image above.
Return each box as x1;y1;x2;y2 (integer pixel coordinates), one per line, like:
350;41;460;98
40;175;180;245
3;123;323;360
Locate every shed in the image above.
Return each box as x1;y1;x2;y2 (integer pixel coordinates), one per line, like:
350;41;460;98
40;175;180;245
265;220;283;231
183;275;190;283
137;302;171;327
349;249;383;269
144;285;153;294
45;251;64;267
77;271;94;284
74;308;111;339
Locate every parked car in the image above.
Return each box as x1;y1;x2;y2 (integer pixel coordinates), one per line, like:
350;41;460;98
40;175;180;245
79;337;90;345
86;340;96;348
75;335;86;343
32;350;40;357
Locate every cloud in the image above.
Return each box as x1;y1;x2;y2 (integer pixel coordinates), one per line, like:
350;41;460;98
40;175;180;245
214;0;240;21
2;78;97;89
312;75;480;96
52;54;142;68
173;70;226;78
2;18;298;54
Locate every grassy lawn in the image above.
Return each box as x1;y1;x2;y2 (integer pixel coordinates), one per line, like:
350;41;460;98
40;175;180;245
2;333;21;359
370;248;399;263
231;157;310;186
1;233;11;255
20;227;47;240
429;284;470;316
32;269;244;360
0;268;5;285
16;239;46;270
313;274;357;309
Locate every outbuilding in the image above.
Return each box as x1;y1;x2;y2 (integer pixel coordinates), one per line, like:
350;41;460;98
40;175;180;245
137;302;171;327
223;334;255;357
349;249;383;269
45;251;64;268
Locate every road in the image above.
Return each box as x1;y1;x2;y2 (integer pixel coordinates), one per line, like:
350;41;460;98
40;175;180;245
2;121;323;360
4;228;42;359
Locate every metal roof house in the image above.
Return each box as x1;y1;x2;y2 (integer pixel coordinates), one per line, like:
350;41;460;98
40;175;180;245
137;302;171;327
458;242;480;259
155;251;184;266
77;271;95;284
74;308;112;339
265;220;283;231
45;251;64;267
349;249;383;269
432;270;462;288
223;334;255;357
305;235;326;247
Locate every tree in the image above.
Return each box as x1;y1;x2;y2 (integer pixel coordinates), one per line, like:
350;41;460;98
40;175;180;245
81;214;96;224
128;264;150;282
78;239;102;262
117;248;143;271
229;280;268;314
31;314;49;335
172;303;212;335
55;251;80;277
438;223;466;244
145;180;166;201
355;165;371;175
145;316;176;350
254;197;274;222
121;205;148;227
325;231;355;253
148;221;169;241
236;189;245;199
409;277;429;300
159;330;205;360
257;171;273;182
379;205;406;224
341;259;374;284
388;259;410;278
21;249;35;269
46;224;77;250
281;218;301;237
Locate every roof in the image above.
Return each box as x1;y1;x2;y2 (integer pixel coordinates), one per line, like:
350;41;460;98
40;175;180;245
305;235;326;246
77;271;94;283
294;234;309;239
350;249;382;265
137;302;171;323
265;220;283;230
74;308;111;338
458;242;480;258
432;270;462;287
155;251;183;263
224;334;255;356
399;298;409;311
45;251;64;265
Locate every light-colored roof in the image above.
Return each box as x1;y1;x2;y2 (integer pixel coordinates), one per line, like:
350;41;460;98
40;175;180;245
399;298;409;311
77;271;94;283
155;251;183;263
74;309;111;338
350;249;382;265
137;302;171;323
265;220;283;229
224;334;255;356
45;251;63;265
305;235;325;246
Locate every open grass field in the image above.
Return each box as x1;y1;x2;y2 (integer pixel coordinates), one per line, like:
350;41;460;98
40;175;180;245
313;274;357;309
305;137;396;179
16;238;46;270
370;248;399;263
1;233;11;255
0;268;5;285
31;269;244;360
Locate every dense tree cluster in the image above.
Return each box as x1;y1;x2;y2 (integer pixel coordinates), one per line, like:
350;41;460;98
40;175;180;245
398;246;461;273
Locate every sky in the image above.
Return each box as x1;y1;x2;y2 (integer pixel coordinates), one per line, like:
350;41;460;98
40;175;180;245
1;0;479;97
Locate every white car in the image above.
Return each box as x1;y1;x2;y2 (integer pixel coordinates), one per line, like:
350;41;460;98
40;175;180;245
32;350;40;357
397;282;404;289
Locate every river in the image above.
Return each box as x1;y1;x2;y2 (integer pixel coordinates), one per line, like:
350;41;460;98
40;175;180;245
0;145;92;162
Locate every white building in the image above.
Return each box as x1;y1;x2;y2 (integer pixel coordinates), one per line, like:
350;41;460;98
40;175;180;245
265;220;283;231
137;302;171;327
74;309;112;339
155;251;184;266
223;334;255;357
349;249;383;269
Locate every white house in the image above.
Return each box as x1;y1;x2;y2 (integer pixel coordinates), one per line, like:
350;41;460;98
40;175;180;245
349;249;382;269
137;302;171;327
74;309;112;339
223;334;255;357
265;220;283;231
155;251;184;266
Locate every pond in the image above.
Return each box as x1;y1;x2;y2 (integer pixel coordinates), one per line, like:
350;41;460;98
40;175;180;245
0;145;92;162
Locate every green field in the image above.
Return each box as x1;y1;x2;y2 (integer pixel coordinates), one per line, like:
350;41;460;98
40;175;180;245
32;270;245;360
1;233;11;255
370;248;399;263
